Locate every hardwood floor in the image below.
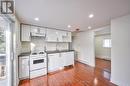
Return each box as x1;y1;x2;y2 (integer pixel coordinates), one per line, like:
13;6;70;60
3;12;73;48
19;61;116;86
96;58;111;72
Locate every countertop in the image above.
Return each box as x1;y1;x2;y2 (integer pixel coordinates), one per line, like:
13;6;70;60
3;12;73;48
19;52;31;57
18;50;75;56
45;50;74;54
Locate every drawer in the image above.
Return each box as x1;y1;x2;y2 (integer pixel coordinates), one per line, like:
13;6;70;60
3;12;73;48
30;68;47;79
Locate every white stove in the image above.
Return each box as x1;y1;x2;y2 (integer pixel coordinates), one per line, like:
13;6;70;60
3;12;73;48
30;51;47;79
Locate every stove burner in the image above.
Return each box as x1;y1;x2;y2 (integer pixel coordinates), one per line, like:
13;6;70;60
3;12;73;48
31;53;37;55
39;52;44;54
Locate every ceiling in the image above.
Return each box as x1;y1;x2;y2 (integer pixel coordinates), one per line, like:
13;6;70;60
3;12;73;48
15;0;130;31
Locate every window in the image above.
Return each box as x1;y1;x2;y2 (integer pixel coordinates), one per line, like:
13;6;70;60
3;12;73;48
103;39;112;48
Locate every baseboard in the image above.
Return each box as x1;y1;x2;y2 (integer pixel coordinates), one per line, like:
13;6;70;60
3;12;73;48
75;59;95;67
96;56;111;61
75;59;88;64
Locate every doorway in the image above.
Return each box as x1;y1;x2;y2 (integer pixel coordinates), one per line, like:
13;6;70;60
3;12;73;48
94;26;111;77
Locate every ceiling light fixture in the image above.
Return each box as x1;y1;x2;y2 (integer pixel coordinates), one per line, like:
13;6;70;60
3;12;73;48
89;14;94;18
34;17;39;21
67;25;71;28
88;26;92;29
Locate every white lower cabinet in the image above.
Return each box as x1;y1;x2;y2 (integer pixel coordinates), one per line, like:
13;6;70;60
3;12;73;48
64;51;74;66
19;56;29;79
48;53;60;72
62;51;74;66
46;29;57;42
48;51;74;72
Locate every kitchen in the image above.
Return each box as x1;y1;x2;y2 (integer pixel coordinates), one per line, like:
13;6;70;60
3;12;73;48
0;0;130;86
19;24;74;79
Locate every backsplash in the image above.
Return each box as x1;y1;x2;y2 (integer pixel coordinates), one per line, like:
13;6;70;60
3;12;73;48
21;37;69;53
21;42;30;53
31;37;45;52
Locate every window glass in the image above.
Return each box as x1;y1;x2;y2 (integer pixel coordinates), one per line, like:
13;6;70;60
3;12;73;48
103;39;112;48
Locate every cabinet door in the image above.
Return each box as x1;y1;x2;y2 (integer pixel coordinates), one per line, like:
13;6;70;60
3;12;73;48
61;52;67;66
31;26;38;33
39;27;46;35
46;29;57;42
62;32;72;42
19;56;29;79
64;52;74;66
57;30;63;42
21;25;31;41
67;32;72;42
58;53;64;67
48;53;59;72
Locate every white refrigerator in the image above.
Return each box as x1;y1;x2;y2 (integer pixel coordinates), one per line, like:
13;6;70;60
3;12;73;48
0;16;13;86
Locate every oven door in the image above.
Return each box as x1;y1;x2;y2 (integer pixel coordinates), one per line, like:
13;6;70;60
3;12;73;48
30;57;46;71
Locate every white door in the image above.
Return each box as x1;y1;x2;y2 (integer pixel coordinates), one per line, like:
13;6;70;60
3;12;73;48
48;53;59;72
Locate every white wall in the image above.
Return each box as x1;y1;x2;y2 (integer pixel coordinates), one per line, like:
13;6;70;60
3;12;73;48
73;30;95;67
13;17;21;86
111;15;130;86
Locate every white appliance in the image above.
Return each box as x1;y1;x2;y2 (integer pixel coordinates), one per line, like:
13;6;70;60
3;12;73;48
0;16;13;86
30;51;47;79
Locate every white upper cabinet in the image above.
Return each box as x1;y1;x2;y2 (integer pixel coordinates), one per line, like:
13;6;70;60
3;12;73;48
46;29;57;42
21;24;71;42
56;30;64;42
62;32;72;42
21;24;31;41
67;32;72;42
46;29;72;42
39;27;46;35
31;26;46;37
